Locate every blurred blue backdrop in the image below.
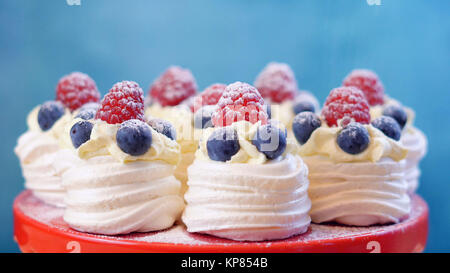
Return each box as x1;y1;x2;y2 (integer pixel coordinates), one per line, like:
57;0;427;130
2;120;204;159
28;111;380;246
1;0;449;252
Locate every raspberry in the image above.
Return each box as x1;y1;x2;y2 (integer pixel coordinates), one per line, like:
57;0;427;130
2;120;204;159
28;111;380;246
322;86;370;127
211;82;268;127
56;72;100;111
343;69;385;106
95;81;145;124
193;83;226;112
254;62;298;103
149;66;197;107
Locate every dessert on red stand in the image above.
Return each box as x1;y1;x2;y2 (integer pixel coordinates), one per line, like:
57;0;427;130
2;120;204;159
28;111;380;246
183;81;312;241
146;66;198;192
14;72;100;207
63;80;184;235
343;69;428;193
13;69;429;253
293;86;415;226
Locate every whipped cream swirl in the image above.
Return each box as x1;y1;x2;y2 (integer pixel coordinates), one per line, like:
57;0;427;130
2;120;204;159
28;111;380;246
370;96;428;193
145;104;197;191
63;156;185;235
305;155;410;226
182;154;311;241
401;128;427;193
15;106;75;207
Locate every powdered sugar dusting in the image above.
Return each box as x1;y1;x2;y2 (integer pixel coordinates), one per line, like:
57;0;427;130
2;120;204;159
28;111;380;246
56;72;100;111
149;66;197;106
16;190;426;248
322;86;371;127
254;62;298;103
343;69;385;106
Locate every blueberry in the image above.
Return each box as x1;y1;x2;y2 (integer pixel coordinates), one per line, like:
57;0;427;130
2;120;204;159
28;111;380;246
194;105;217;129
70;120;94;148
292;112;322;145
371;116;402;141
147;118;177;140
293;100;315;115
263;104;272;119
37;101;65;131
116;119;152;156
382;105;407;129
75;108;96;120
207;127;240;162
252;124;287;160
337;123;370;154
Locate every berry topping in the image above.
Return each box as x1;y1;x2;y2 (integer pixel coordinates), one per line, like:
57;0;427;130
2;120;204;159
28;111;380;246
322;86;371;127
372;116;402;141
293;100;316;115
343;69;385;106
56;72;100;111
37;101;65;131
75;109;96;120
79;102;100;111
206;127;240;162
76;102;100;120
292;112;322;145
337;123;370;154
95;81;145;124
116;119;152;156
193;83;226;112
194;105;217;129
70;120;94;148
382;105;408;129
211;82;268;127
149;66;197;107
254;62;298;103
252;124;287;160
147;118;177;140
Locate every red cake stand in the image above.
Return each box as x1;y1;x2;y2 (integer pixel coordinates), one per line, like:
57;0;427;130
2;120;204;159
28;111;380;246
13;190;428;253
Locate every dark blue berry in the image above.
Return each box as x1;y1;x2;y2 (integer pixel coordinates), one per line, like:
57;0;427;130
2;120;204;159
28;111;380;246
194;105;216;129
337;123;370;154
37;101;65;131
75;108;96;120
293;100;315;115
207;127;240;162
252;124;287;159
70;120;94;148
147;118;176;140
116;119;152;156
382;105;407;129
292;112;322;145
372;116;402;141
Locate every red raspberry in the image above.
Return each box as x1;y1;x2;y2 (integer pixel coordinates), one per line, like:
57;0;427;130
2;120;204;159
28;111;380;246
193;83;226;112
149;66;197;107
322;86;371;127
254;62;298;103
211;82;268;127
95;81;145;124
56;72;100;111
343;69;385;106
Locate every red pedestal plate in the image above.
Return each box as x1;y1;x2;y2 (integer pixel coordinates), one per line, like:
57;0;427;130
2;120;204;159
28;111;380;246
14;190;428;253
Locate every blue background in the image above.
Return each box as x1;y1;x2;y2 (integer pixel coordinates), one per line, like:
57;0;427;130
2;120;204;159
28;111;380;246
1;0;449;252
